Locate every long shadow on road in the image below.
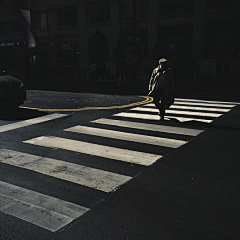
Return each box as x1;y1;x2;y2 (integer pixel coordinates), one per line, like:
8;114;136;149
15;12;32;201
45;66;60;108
0;108;47;121
168;118;240;131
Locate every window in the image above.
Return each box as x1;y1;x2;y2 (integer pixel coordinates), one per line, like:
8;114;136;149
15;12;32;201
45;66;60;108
206;0;239;9
159;0;194;15
158;23;193;40
184;24;193;38
12;21;24;33
31;10;49;29
157;24;193;59
119;0;128;20
31;11;41;29
204;20;238;39
203;19;240;59
86;0;110;24
204;21;215;38
119;0;148;20
117;28;148;59
57;5;78;27
0;22;7;34
41;11;49;28
142;0;149;16
166;25;182;39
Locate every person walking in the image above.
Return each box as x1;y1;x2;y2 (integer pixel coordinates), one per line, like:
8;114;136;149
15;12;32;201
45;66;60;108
89;62;99;82
148;58;174;120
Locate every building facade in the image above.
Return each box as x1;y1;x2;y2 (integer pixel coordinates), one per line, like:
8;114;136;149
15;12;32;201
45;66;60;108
0;0;239;84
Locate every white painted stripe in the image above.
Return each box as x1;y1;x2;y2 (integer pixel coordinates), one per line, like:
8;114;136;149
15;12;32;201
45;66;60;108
113;112;213;123
144;105;231;112
175;98;238;105
92;118;203;136
132;107;222;118
0;180;89;232
186;97;240;104
23;136;162;166
0;149;132;193
0;113;68;133
194;93;239;96
64;125;187;148
174;102;235;108
145;102;235;108
168;105;231;112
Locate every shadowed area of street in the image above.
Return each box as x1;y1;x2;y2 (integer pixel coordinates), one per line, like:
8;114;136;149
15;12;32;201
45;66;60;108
0;108;47;121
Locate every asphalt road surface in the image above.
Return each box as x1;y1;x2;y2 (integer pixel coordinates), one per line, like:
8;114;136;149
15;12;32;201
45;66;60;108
0;90;239;239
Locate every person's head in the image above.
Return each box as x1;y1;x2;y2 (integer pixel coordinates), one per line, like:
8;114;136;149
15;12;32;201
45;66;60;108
159;58;168;70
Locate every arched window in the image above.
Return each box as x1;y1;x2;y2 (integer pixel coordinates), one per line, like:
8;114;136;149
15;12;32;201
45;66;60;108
89;32;108;63
86;0;110;24
57;5;78;27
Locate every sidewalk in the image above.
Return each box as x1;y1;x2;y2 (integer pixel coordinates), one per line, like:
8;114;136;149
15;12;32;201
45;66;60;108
55;104;240;239
26;79;240;97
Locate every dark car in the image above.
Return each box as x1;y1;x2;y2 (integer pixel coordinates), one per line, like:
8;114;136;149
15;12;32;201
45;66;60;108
0;75;26;109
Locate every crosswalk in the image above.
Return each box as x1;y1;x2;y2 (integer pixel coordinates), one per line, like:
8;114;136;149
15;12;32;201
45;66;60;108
0;97;237;232
184;89;240;103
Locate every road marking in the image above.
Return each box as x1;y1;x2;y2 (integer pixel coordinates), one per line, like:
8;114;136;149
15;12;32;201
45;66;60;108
65;125;187;148
131;107;222;118
92;118;203;136
0;180;89;232
113;112;213;123
160;105;231;112
0;149;132;193
23;136;162;166
0;113;68;133
146;102;235;108
20;96;153;112
175;98;239;105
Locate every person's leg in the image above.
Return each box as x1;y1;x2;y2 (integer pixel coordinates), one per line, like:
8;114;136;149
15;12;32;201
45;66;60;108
153;91;161;112
159;99;165;118
159;89;166;119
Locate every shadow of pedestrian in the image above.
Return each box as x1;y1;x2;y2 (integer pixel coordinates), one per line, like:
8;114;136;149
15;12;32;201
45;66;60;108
169;118;240;131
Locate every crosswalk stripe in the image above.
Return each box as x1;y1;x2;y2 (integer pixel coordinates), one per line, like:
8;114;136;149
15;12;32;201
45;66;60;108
64;125;187;148
0;113;68;133
175;98;238;105
92;118;203;136
131;107;222;118
145;102;235;108
161;105;231;112
0;149;132;193
23;136;162;166
113;112;213;123
143;104;231;112
0;180;89;232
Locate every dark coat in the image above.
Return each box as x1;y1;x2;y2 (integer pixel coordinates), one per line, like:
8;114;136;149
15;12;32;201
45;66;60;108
148;66;174;99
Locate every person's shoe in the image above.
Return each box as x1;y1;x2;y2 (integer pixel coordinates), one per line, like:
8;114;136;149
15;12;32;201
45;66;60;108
160;116;164;121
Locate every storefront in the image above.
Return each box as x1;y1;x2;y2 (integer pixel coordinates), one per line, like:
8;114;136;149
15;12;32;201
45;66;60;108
0;41;26;78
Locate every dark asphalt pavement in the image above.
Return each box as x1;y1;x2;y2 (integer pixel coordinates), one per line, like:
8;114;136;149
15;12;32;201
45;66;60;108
22;91;147;110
